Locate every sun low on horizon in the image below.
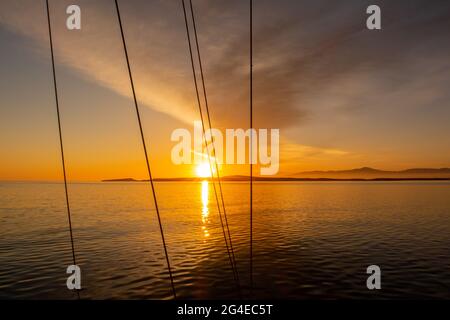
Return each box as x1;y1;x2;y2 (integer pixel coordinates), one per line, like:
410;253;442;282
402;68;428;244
195;162;213;178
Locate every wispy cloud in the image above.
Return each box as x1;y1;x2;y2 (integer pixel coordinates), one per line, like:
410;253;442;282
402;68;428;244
1;0;450;171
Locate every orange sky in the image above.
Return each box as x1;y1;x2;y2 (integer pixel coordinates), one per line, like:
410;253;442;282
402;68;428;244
1;0;450;181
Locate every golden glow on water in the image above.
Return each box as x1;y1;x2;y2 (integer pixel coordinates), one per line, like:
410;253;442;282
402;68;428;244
201;180;210;238
2;182;450;299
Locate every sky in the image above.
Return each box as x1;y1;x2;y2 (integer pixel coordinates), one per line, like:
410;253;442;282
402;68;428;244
1;0;450;181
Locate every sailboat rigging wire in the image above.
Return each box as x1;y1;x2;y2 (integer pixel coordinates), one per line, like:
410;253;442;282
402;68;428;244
249;0;254;295
114;0;176;299
181;0;240;289
45;0;80;300
188;0;240;288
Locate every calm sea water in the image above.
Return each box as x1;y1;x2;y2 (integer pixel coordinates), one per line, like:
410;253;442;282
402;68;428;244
0;181;449;299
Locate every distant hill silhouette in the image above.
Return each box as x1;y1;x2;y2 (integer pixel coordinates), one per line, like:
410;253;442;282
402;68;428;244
293;167;450;179
102;167;450;182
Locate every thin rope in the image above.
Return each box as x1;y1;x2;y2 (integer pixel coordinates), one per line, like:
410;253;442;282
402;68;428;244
249;0;254;294
114;0;176;299
181;0;240;288
45;0;80;300
188;0;240;287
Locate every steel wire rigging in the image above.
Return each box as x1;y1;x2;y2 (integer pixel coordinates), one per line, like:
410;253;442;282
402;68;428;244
249;0;254;295
114;0;176;299
45;0;80;300
181;0;241;291
44;0;251;299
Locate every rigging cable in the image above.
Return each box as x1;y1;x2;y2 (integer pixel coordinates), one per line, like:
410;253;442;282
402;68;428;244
181;0;240;289
188;0;240;288
249;0;254;295
45;0;80;300
114;0;176;299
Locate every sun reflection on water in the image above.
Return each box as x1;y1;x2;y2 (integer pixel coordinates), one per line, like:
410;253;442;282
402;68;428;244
201;180;210;239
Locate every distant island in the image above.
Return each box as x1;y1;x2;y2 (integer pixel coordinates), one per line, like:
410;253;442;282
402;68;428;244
292;167;450;179
102;167;450;182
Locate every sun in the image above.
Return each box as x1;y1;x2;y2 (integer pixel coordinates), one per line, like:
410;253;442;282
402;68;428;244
196;162;212;178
